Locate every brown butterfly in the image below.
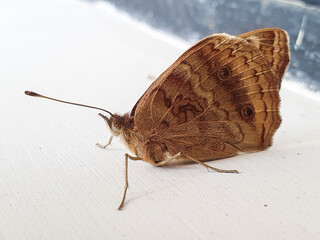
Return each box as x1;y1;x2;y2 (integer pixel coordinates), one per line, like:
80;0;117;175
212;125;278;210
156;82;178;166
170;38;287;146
25;28;290;210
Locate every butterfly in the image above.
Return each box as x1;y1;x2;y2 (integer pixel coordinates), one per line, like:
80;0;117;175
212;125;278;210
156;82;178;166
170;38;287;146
25;28;290;210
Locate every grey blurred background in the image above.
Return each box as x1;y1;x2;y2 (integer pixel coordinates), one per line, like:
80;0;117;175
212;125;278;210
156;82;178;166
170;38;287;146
88;0;320;91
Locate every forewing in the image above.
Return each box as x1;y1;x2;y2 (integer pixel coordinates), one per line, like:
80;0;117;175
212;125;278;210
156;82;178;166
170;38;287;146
238;28;290;88
133;34;230;135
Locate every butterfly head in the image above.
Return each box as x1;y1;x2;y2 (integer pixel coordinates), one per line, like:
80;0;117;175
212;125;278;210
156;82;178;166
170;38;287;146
98;112;134;137
98;113;124;136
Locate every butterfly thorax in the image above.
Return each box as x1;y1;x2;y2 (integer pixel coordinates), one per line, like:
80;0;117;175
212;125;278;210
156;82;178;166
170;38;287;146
102;113;171;165
122;127;171;166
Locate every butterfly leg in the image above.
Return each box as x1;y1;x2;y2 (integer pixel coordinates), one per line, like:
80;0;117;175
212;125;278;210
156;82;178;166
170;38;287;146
118;153;142;210
187;156;238;174
96;135;113;149
153;152;182;167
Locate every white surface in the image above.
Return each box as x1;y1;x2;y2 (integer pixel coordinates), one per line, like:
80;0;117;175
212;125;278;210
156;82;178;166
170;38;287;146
1;0;320;239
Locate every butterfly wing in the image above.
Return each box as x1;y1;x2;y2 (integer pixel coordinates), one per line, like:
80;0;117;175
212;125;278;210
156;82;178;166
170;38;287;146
238;28;290;88
133;29;289;161
131;35;221;128
134;34;233;135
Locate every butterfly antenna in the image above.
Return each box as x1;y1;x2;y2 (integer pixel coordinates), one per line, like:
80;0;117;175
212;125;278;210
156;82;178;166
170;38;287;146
24;91;113;116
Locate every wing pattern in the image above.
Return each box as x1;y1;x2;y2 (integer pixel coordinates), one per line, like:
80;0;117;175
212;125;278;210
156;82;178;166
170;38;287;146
133;29;289;161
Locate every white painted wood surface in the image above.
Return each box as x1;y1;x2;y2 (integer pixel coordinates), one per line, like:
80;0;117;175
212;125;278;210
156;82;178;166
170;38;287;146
1;0;320;239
